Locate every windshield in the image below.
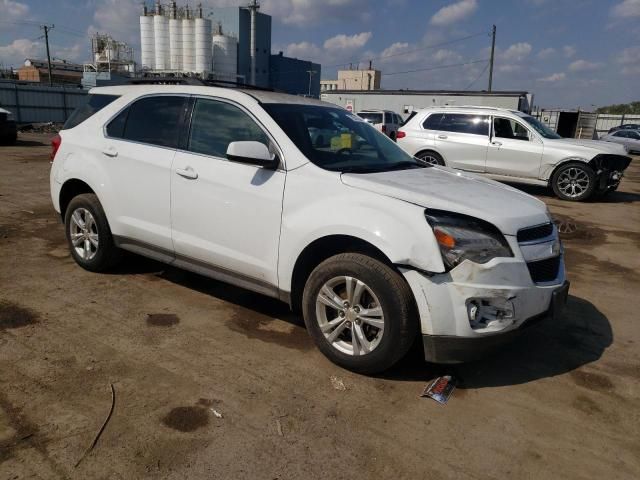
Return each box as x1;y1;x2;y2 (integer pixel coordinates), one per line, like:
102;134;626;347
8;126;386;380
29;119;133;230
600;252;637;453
519;114;562;139
263;104;425;173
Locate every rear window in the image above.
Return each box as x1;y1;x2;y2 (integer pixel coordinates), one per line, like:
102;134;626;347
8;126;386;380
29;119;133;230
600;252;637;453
423;113;489;136
63;94;120;130
357;112;383;124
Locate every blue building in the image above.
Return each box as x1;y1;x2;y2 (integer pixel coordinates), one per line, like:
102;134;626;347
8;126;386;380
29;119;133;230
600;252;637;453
270;52;321;97
209;6;271;88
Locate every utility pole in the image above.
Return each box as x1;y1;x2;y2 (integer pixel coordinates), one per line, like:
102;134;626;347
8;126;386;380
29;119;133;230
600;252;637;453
41;24;55;86
307;69;316;97
488;24;496;92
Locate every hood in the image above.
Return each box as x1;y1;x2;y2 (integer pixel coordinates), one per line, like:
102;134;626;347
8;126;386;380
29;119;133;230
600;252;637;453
341;167;550;236
548;138;628;155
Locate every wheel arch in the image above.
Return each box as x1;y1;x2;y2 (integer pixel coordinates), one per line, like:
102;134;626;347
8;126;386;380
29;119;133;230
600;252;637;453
544;156;591;186
59;178;97;219
289;235;396;313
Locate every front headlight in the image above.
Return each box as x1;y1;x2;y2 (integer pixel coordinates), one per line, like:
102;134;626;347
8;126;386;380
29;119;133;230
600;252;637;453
425;210;513;270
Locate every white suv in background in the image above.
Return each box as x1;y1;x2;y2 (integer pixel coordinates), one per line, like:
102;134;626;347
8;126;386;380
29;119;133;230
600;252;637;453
51;83;568;373
356;109;402;140
397;106;631;201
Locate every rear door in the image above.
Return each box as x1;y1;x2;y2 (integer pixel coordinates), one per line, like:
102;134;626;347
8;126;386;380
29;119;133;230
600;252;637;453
102;94;188;252
170;97;286;291
427;113;490;172
485;116;544;179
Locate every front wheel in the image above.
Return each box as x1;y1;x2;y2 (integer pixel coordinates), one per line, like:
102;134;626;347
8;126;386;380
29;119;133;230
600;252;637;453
64;193;121;272
551;162;596;201
302;253;418;374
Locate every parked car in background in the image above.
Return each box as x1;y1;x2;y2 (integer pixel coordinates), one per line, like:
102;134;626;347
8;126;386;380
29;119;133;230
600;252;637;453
0;107;17;145
50;84;569;373
397;106;631;201
356;109;402;140
607;123;640;134
601;129;640;154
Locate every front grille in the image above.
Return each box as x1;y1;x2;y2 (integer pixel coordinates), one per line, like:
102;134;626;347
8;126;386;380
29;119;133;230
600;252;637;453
527;256;561;283
517;223;554;243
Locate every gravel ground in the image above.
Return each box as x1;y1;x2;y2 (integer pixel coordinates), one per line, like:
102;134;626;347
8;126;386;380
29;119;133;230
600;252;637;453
1;133;639;479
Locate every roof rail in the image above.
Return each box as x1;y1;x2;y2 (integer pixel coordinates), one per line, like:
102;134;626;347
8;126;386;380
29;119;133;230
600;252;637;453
129;77;204;86
128;76;275;92
429;105;504;111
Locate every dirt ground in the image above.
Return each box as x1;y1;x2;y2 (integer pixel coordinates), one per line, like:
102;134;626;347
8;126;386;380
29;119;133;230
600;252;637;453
1;132;639;480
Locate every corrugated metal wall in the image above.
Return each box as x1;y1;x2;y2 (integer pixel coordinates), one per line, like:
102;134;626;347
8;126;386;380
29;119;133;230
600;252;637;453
0;81;87;124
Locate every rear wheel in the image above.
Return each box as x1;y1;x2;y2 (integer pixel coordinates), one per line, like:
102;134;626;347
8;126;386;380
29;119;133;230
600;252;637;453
302;253;418;374
64;194;121;272
551;162;596;201
416;150;444;166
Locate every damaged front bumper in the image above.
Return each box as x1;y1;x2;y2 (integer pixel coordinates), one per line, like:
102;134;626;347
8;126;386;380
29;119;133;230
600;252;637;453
401;251;569;363
591;154;632;192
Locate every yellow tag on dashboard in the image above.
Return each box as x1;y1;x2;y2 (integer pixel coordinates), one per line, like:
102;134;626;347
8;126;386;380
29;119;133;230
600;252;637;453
340;133;353;149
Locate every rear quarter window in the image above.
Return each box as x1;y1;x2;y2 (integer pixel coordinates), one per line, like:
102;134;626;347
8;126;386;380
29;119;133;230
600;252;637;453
63;94;120;130
358;112;383;124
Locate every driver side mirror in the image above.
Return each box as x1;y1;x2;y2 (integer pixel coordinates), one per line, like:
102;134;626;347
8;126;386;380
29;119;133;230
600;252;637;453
226;141;279;170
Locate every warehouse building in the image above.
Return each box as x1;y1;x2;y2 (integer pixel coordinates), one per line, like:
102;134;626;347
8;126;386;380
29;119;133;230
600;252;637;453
18;59;83;85
320;90;533;116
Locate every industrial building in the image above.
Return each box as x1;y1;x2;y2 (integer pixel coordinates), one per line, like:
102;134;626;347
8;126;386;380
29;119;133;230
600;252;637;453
320;90;534;117
138;1;318;93
17;59;83;85
270;52;320;97
82;34;136;88
321;69;382;92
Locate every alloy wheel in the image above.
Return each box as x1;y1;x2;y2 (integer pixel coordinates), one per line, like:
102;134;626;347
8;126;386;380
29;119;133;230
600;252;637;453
315;276;385;356
69;208;99;261
557;167;590;198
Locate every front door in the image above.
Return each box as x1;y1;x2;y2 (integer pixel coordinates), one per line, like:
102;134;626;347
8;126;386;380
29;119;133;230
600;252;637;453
170;97;286;291
486;116;544;179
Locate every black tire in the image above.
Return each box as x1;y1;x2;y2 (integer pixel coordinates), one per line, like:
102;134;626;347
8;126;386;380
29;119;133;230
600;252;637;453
389;131;396;141
416;150;445;166
64;193;121;272
551;162;596;201
302;253;418;374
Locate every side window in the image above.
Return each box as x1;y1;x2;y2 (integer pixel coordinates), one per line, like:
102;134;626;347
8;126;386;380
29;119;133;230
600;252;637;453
423;113;443;130
119;96;186;148
106;107;128;138
188;98;269;158
631;132;640;140
64;94;120;130
493;117;530;141
614;131;628;138
439;114;489;136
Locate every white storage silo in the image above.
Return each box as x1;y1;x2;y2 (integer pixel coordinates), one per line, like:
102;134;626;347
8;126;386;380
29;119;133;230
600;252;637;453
194;18;212;74
182;18;195;72
169;18;182;71
140;15;155;70
154;14;169;71
213;34;237;81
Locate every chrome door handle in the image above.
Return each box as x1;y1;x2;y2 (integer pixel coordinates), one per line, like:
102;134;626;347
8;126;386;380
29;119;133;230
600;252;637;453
176;167;198;180
437;134;448;139
491;141;503;146
102;146;118;157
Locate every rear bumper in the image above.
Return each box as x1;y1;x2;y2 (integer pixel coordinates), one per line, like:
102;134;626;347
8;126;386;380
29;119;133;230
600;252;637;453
422;281;569;363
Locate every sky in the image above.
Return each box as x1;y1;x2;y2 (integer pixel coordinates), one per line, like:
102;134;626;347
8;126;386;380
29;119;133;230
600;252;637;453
0;0;638;108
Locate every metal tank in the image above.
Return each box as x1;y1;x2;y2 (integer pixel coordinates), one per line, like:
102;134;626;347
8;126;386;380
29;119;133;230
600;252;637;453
212;34;238;81
154;14;169;70
182;17;195;72
140;14;155;70
195;17;213;74
169;18;182;71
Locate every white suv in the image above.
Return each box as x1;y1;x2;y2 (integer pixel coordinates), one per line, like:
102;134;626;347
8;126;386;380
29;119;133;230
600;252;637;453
397;106;631;201
50;84;569;373
356;110;402;140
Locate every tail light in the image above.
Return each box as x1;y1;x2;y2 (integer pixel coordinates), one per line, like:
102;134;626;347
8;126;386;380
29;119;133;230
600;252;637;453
396;130;406;139
50;134;61;162
381;124;387;133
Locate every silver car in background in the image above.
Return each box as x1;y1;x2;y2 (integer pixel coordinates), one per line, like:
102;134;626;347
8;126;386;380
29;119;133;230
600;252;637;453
397;106;632;201
600;129;640;154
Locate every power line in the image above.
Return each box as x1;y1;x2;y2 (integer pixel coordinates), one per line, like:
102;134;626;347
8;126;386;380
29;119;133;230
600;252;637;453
464;61;490;90
382;58;489;77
